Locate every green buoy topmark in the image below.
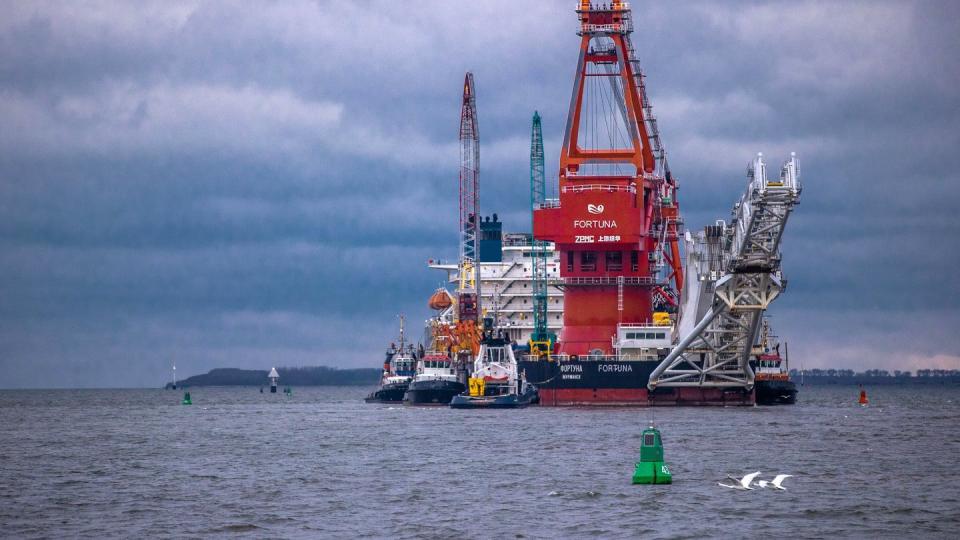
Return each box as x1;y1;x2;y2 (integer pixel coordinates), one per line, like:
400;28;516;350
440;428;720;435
182;391;192;405
632;427;672;484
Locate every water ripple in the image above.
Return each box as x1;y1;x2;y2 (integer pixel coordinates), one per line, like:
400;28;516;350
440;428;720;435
1;385;958;538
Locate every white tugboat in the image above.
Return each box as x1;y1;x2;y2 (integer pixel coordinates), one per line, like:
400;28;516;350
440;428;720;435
450;329;539;409
365;315;418;403
403;351;465;406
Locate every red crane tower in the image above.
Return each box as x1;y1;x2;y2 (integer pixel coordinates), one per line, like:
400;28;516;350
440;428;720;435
533;1;683;356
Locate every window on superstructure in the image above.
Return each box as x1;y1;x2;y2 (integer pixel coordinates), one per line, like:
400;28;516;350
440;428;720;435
567;251;574;272
581;252;597;272
631;251;639;272
605;251;623;272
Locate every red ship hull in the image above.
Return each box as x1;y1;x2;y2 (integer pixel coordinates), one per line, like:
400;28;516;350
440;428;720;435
537;387;755;407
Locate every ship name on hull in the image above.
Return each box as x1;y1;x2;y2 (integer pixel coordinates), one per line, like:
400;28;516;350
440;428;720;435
598;364;633;373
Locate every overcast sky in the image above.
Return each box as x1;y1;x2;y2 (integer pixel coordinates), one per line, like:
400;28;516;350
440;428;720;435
1;1;958;388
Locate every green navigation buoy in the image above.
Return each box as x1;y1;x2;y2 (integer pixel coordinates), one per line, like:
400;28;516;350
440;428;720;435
283;387;292;396
182;391;192;405
632;426;672;484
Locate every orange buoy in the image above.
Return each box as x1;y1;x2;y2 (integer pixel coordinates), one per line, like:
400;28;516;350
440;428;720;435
858;387;869;405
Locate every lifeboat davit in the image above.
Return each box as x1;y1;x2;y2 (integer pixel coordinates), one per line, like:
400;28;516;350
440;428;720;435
428;288;453;311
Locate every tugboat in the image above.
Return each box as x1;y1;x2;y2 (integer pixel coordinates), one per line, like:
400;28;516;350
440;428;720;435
365;315;418;403
450;330;538;409
403;352;465;405
752;320;797;405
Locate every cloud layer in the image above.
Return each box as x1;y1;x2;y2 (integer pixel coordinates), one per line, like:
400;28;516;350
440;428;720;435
1;1;958;387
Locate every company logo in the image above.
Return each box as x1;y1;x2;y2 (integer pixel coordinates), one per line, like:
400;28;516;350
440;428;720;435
587;203;605;215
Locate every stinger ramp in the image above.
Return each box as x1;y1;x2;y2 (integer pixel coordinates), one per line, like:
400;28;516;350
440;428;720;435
649;153;802;390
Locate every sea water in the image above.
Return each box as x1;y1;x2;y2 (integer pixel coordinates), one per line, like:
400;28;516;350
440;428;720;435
1;385;958;538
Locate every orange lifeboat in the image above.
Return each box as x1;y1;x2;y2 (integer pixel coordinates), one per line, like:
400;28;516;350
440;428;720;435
428;288;453;311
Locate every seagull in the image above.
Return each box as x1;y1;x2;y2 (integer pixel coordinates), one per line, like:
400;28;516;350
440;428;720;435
758;474;792;489
718;471;761;490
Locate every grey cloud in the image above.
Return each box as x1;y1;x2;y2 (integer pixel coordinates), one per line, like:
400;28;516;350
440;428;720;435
1;0;959;387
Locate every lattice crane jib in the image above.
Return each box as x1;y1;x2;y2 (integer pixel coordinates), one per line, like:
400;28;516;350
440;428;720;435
529;111;553;352
458;72;481;323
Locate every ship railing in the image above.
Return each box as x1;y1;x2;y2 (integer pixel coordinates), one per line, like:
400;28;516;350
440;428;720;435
579;23;628;35
576;1;632;12
617;320;671;329
501;234;534;247
521;353;647;363
536;198;561;209
561;276;655;286
561;184;636;194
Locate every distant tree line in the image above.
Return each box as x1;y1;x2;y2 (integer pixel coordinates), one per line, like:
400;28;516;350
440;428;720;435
167;366;380;388
789;368;960;385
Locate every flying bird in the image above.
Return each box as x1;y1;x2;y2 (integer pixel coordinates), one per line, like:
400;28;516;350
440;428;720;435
758;474;793;490
718;471;761;490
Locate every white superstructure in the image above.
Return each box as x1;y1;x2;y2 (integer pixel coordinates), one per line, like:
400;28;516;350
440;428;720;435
429;233;564;345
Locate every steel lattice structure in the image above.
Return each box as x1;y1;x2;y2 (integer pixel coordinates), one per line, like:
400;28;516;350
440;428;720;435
649;153;802;389
458;72;480;322
529;111;553;350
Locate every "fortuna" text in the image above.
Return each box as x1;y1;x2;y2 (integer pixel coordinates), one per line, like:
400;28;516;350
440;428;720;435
573;220;618;229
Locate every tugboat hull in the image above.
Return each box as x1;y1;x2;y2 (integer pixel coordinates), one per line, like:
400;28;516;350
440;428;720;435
755;380;797;405
364;382;409;403
449;386;539;409
404;379;465;405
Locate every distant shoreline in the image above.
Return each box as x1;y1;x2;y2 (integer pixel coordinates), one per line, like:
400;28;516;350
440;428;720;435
162;366;960;389
789;369;960;386
167;366;380;389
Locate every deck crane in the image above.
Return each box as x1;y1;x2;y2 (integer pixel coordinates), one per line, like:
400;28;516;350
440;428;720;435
528;111;555;356
649;153;802;390
453;72;481;358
